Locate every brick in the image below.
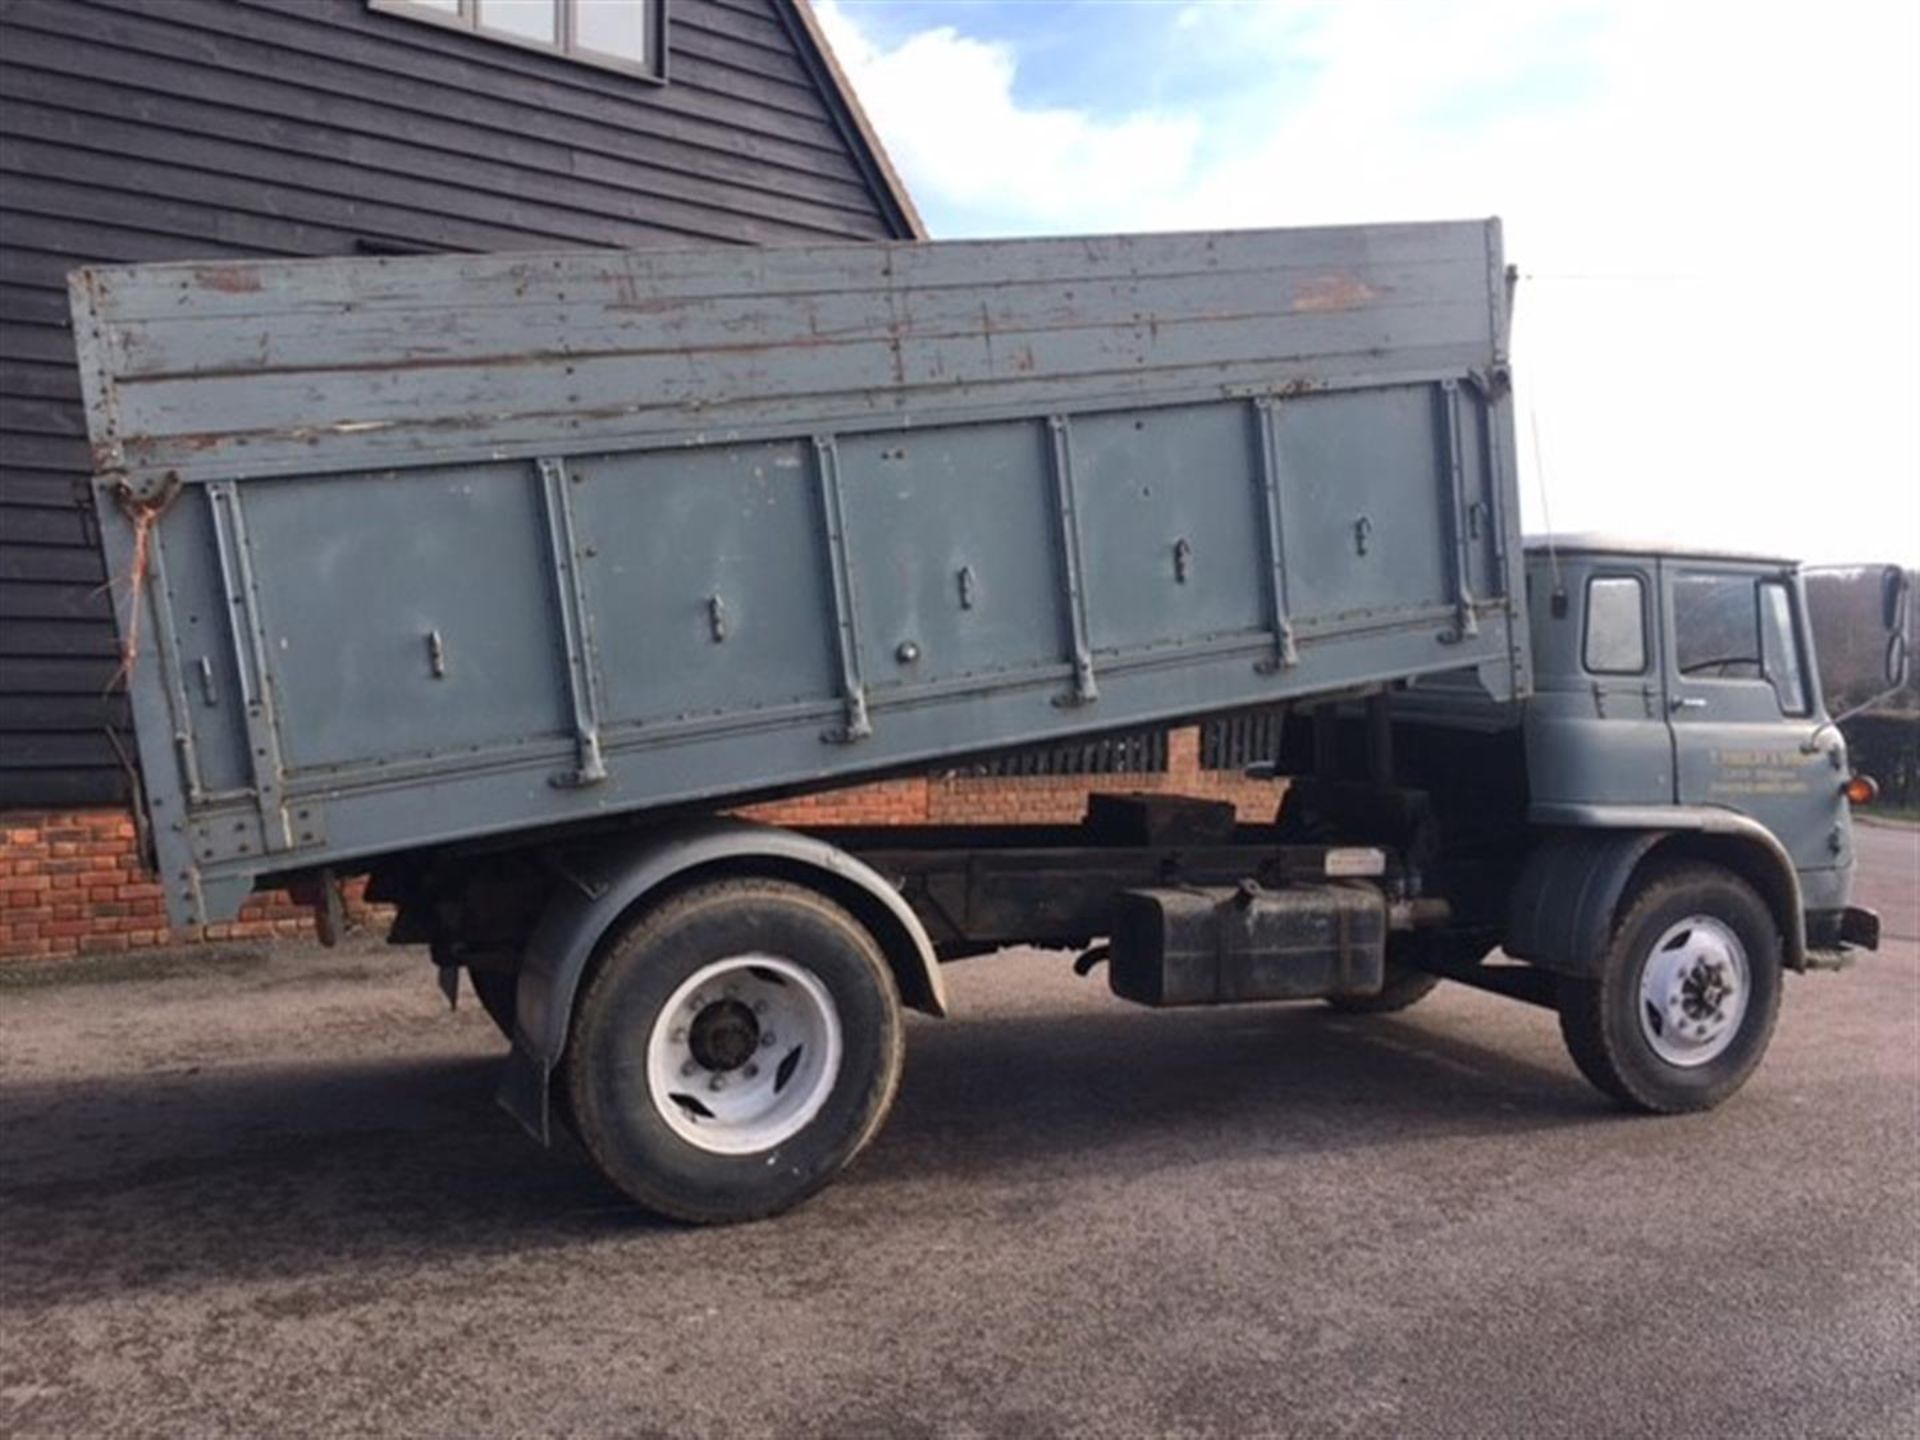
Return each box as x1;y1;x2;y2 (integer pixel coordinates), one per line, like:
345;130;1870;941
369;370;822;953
4;740;1283;969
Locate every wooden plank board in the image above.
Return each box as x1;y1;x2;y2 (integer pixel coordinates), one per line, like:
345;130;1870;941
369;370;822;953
76;223;1501;486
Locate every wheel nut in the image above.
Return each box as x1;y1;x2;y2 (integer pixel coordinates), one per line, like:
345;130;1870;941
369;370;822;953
670;1028;686;1043
681;1060;698;1077
760;1032;776;1048
689;993;706;1010
709;1075;727;1092
744;1064;760;1079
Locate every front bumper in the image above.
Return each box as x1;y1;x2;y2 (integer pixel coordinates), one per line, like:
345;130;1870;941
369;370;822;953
1806;905;1880;963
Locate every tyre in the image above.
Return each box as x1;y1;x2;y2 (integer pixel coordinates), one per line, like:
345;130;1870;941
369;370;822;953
1323;957;1442;1014
467;967;518;1040
1558;863;1782;1113
564;878;905;1224
1324;933;1464;1014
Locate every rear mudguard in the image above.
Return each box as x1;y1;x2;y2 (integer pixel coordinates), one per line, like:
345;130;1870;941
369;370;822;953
497;817;946;1144
1508;806;1808;977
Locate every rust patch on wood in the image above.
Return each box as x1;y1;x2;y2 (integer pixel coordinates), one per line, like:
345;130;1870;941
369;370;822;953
1292;274;1380;313
194;266;263;294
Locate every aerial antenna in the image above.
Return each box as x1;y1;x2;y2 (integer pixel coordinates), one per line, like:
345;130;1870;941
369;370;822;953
1528;403;1566;617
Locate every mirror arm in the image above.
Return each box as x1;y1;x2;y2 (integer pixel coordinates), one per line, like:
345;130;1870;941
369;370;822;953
1826;681;1908;733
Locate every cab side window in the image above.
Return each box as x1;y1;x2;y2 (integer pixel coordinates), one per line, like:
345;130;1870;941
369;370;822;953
1758;580;1810;715
1583;575;1646;674
1672;570;1810;717
1672;573;1763;681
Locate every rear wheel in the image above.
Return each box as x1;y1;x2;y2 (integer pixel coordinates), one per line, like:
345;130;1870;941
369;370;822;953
1323;933;1462;1014
565;878;904;1224
1558;863;1782;1113
1323;958;1442;1014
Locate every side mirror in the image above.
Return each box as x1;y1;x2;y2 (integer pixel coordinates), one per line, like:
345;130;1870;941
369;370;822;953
1881;564;1909;631
1885;566;1912;689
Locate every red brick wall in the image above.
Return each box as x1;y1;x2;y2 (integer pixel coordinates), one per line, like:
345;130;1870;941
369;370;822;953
0;811;379;962
740;727;1284;828
1;727;1281;962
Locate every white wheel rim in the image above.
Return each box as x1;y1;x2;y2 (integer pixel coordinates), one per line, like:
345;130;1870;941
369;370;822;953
645;954;843;1155
1637;915;1750;1068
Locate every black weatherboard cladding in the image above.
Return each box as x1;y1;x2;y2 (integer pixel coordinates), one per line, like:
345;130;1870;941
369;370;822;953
0;0;915;806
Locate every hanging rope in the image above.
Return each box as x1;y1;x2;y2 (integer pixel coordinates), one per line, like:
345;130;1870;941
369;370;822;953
104;473;181;695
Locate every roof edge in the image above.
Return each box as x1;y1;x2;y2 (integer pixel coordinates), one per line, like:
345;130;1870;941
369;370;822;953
782;0;927;241
1524;533;1800;566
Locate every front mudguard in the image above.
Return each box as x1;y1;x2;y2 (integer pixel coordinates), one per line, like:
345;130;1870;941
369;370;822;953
1509;807;1809;977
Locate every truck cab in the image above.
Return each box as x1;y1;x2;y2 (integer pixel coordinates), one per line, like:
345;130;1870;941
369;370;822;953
1359;537;1896;1125
1522;537;1871;933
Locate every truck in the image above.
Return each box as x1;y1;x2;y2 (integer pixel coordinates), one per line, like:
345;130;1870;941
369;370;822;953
69;219;1902;1223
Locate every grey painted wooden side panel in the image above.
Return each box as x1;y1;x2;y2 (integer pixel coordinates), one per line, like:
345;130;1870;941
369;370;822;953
83;225;1495;489
73;222;1528;926
0;0;916;806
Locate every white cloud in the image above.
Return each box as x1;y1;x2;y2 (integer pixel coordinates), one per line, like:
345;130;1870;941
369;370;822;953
818;1;1920;566
816;6;1201;233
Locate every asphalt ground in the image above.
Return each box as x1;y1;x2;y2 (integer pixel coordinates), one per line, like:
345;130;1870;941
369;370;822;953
1;823;1915;1439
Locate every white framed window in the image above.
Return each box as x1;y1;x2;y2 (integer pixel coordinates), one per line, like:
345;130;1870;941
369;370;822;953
371;0;665;82
1583;574;1647;676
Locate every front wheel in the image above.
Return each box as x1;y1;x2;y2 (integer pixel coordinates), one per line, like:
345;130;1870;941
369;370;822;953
565;878;905;1224
1558;863;1782;1113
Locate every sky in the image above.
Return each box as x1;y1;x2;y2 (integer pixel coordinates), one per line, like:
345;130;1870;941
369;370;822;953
816;0;1920;567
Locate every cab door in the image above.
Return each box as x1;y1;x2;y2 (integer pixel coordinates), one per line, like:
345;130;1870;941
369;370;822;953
1521;559;1672;808
1663;562;1844;871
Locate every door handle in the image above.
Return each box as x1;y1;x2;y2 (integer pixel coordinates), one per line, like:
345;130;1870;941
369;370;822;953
1669;697;1707;712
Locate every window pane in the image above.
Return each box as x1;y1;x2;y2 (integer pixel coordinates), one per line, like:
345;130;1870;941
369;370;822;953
1759;581;1809;715
576;0;646;60
411;0;461;11
479;0;555;43
1673;573;1762;679
1584;576;1646;674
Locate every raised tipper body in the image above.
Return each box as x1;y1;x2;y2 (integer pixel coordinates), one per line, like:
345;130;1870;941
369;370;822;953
71;221;1895;1224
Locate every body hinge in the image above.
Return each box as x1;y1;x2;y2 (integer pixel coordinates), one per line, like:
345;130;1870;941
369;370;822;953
813;435;872;742
1438;381;1480;645
142;522;209;805
536;456;608;787
205;481;296;850
1046;415;1099;705
1252;396;1300;671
